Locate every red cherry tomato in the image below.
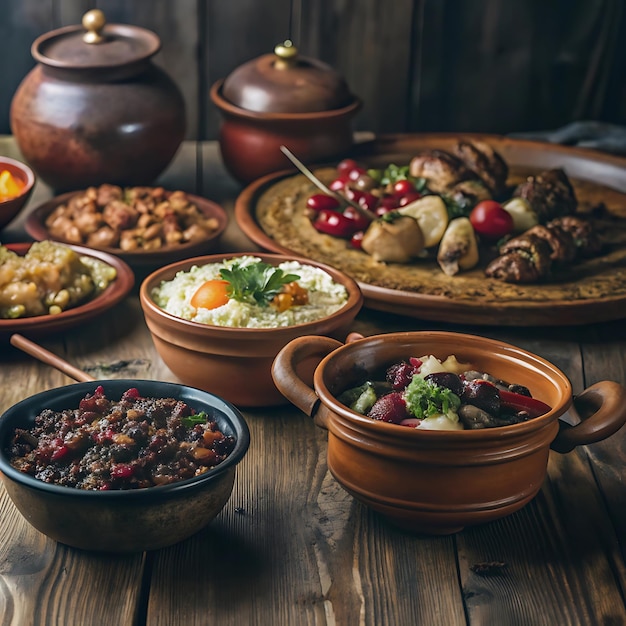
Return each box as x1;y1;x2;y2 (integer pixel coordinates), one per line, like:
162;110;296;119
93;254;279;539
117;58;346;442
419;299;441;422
347;166;368;181
306;193;341;212
345;188;365;203
398;191;422;206
392;179;416;197
375;205;396;217
342;206;372;231
329;178;348;192
313;209;358;238
469;200;514;240
357;191;379;212
350;230;364;249
337;158;360;177
379;194;399;210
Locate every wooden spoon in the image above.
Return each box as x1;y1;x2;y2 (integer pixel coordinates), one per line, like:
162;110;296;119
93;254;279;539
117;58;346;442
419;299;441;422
10;334;96;383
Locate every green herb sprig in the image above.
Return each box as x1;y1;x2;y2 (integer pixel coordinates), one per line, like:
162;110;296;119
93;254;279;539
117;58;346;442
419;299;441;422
181;412;208;428
367;164;427;191
404;376;461;420
219;262;300;307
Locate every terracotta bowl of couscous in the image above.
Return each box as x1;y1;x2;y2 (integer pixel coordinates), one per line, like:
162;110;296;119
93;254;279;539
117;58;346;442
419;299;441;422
139;252;363;407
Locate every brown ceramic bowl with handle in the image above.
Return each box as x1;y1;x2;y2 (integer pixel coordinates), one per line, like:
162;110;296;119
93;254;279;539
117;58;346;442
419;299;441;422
139;252;363;407
272;331;626;534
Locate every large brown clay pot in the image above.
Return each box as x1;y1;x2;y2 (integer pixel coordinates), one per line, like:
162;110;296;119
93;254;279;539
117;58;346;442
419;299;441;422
272;331;626;534
10;10;186;192
211;41;361;184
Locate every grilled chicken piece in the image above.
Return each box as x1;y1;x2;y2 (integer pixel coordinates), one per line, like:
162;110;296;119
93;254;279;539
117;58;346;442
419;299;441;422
512;168;577;221
361;214;425;263
525;224;577;262
547;216;602;257
409;150;476;194
445;179;492;215
451;139;509;197
485;234;552;283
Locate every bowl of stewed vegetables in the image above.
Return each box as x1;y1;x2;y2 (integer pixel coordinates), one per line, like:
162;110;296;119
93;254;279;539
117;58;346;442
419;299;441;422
139;252;363;407
271;330;626;534
0;379;250;552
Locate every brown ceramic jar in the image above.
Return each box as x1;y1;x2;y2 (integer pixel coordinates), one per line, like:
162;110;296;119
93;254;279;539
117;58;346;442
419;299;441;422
10;10;186;191
211;41;361;184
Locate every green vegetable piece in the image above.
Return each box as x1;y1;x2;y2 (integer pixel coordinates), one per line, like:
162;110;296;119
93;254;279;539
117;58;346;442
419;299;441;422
366;164;426;190
338;381;390;414
404;376;461;420
181;412;208;428
351;384;378;414
219;262;300;307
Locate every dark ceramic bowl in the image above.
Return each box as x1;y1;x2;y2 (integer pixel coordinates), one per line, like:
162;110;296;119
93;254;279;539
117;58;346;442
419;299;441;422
24;190;228;273
272;331;626;534
139;252;363;407
0;156;36;230
0;379;250;552
0;242;134;340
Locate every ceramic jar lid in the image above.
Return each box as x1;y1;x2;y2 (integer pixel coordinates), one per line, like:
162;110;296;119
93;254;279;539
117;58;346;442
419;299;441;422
31;9;160;70
221;41;355;114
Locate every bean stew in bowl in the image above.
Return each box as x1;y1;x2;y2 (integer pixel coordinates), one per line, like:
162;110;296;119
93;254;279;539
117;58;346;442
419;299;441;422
0;379;250;552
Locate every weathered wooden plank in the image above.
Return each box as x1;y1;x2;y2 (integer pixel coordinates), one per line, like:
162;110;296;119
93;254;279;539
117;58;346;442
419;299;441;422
146;407;465;625
299;0;415;134
0;350;146;626
202;0;293;140
579;319;626;572
0;1;54;135
454;329;626;626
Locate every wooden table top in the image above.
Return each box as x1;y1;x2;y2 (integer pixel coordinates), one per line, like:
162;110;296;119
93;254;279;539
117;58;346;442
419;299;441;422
1;136;625;626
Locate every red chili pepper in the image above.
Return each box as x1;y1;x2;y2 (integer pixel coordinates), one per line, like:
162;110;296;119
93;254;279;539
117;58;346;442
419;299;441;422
51;443;70;462
313;209;359;238
499;389;551;418
110;463;135;480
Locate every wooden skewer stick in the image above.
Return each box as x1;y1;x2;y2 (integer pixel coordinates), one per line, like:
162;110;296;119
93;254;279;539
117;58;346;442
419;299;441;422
10;334;96;383
279;145;374;222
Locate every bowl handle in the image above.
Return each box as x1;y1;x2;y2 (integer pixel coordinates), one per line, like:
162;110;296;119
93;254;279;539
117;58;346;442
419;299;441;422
272;335;344;428
551;381;626;453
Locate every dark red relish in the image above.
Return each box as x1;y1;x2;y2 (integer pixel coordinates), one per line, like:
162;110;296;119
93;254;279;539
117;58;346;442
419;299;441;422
6;386;236;491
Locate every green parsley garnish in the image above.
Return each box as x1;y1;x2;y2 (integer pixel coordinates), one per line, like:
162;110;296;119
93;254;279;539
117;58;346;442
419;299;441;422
181;412;209;428
219;262;300;307
367;164;427;191
404;376;461;420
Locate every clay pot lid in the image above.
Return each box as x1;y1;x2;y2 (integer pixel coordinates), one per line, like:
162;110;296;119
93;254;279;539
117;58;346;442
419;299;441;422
32;9;160;70
221;41;355;113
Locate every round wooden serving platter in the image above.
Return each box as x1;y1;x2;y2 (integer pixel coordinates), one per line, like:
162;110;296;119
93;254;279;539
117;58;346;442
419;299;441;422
235;133;626;326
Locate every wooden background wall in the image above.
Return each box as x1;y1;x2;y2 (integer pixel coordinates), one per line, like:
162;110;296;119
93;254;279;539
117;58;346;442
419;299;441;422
1;0;625;141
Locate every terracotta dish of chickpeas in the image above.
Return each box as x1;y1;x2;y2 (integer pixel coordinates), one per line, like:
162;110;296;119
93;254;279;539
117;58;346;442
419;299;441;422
25;185;228;268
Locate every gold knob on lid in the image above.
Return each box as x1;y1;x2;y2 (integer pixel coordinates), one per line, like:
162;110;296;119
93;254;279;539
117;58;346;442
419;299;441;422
82;9;106;44
274;40;298;69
